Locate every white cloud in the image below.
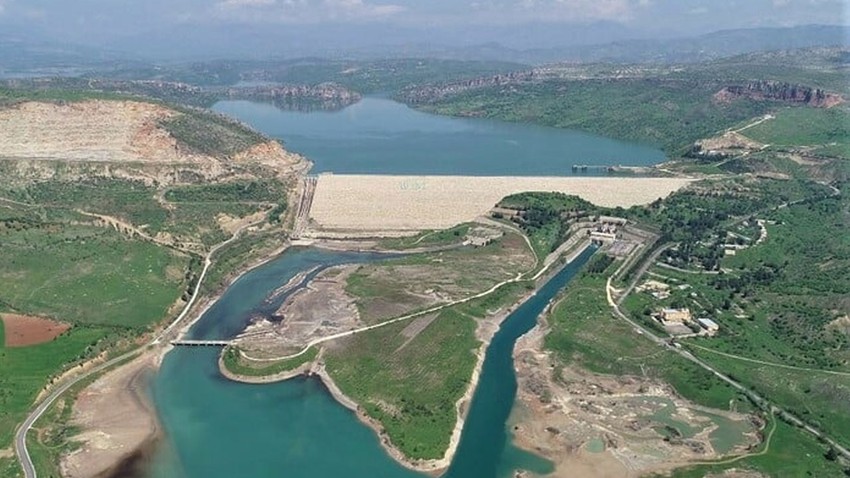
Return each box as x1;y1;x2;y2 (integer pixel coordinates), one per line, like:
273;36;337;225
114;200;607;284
218;0;277;8
213;0;404;22
483;0;642;23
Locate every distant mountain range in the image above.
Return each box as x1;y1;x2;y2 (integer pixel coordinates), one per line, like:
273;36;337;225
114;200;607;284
426;25;850;64
0;24;847;75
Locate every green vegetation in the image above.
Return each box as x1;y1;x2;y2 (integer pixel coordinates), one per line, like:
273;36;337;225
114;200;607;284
20;178;168;231
346;232;534;324
669;419;847;478
165;180;283;203
325;308;478;460
420;78;772;154
98;58;526;94
8;175;278;249
545;271;741;410
745;106;850;159
222;346;317;377
160;108;266;157
0;85;128;107
378;223;470;250
259;58;526;94
202;231;283;293
496;192;596;256
0;326;112;448
409;49;848;155
0;224;187;328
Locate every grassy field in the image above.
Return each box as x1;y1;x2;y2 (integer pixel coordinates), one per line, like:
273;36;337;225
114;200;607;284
545;268;743;410
743;105;850;159
378;224;471;250
0;326;112;448
345;232;534;324
9;176;279;249
325;308;479;461
222;346;317;377
0;224;188;328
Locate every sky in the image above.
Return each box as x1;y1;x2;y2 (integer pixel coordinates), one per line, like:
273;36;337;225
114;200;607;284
0;0;847;56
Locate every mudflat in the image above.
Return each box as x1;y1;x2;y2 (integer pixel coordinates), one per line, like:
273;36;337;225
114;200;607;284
309;175;693;232
61;354;159;478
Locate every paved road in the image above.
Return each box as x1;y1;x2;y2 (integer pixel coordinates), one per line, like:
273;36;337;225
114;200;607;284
14;219;262;478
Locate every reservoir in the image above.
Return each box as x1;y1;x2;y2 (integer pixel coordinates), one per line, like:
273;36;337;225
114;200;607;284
146;98;662;477
212;97;665;175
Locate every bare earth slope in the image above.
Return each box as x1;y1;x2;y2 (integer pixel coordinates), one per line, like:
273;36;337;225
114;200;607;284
0;100;189;163
0;99;303;172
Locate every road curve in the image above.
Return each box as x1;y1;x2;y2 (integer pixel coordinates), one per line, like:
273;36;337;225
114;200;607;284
14;219;263;478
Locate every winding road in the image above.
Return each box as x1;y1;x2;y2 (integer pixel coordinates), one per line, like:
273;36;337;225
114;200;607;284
13;219;265;478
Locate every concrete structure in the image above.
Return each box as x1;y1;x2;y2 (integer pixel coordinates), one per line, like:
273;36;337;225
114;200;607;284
598;215;628;225
697;318;720;332
590;231;617;243
308;174;693;234
660;308;692;325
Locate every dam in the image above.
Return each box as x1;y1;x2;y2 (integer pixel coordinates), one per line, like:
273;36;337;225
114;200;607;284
305;174;692;234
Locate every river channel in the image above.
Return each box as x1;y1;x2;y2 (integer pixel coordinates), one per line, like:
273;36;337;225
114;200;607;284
144;97;662;477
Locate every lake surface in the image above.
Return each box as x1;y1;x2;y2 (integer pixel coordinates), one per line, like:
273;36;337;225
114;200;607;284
213;97;665;175
147;99;658;477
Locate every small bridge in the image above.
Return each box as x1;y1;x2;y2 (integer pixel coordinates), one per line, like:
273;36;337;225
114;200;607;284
171;340;232;347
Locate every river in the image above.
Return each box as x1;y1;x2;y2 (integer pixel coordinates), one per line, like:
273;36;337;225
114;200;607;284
145;97;662;477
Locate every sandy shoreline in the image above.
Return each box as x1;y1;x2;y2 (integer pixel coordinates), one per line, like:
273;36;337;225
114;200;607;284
61;354;161;478
56;239;296;477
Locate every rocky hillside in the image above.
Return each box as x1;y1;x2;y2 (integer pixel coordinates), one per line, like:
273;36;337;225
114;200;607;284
714;81;844;108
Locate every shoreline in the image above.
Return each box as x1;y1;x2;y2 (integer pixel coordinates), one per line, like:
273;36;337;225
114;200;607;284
60;354;162;478
218;240;592;474
57;239;297;477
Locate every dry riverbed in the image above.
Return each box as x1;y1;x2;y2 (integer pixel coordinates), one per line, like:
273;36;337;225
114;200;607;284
511;324;762;478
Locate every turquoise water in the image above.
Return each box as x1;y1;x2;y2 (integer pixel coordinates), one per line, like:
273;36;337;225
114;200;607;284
146;99;655;477
148;249;424;477
212;97;665;175
445;246;596;478
147;246;594;478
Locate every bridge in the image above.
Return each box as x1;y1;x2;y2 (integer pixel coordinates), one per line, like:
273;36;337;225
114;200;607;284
171;340;232;347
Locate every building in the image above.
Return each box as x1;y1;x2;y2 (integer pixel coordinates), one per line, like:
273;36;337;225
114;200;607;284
660;308;692;325
590;231;617;243
598;216;628;226
697;318;720;332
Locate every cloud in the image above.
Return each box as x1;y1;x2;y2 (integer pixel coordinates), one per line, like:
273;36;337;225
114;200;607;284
217;0;276;8
466;0;642;23
213;0;405;22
